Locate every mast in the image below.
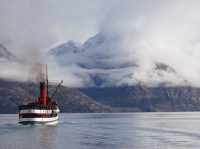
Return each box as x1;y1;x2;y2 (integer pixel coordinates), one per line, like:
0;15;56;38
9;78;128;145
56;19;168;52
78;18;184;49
46;64;48;98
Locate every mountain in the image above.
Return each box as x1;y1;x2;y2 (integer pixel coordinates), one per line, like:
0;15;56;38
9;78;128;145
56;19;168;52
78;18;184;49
49;32;200;112
0;44;15;60
0;79;112;113
50;33;134;70
50;41;82;56
0;34;198;113
49;32;186;87
1;78;200;113
81;86;200;112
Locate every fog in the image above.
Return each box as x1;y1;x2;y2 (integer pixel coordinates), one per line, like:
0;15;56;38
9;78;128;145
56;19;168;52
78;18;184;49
1;0;200;87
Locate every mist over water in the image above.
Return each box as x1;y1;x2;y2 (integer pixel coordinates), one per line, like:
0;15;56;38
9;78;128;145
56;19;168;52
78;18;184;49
1;0;200;87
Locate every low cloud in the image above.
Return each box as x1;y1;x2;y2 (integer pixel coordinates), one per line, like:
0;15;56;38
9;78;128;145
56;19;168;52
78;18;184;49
1;0;200;87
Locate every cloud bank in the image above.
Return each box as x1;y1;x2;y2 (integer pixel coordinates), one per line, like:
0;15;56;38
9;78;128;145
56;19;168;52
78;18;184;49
97;0;200;87
1;0;200;87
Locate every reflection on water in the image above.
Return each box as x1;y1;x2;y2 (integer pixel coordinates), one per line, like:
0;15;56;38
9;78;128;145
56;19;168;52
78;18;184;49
1;113;200;149
37;126;58;149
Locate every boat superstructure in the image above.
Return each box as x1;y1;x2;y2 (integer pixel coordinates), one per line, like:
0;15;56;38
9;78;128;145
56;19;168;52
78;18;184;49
18;65;60;125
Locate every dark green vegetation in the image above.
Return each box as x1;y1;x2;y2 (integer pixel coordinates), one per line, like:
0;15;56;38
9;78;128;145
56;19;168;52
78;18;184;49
1;79;200;113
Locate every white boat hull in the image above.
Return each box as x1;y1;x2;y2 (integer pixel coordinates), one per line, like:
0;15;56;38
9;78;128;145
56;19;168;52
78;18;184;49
19;115;59;124
19;108;59;125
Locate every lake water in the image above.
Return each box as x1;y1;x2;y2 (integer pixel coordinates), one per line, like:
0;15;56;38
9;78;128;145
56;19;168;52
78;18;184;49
0;113;200;149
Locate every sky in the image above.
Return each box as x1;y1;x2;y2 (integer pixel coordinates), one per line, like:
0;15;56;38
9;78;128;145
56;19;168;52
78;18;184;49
1;0;200;87
0;0;106;55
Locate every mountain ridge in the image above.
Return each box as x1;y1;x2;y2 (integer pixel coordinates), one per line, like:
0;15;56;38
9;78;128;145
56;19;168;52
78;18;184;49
0;34;198;113
0;79;113;113
0;78;200;113
0;44;15;60
49;32;188;87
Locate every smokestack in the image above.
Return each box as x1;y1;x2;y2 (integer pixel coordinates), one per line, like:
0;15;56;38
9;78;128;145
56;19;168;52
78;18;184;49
38;82;48;105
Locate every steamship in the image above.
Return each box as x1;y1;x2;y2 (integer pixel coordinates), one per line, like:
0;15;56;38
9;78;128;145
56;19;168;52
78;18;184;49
18;66;60;125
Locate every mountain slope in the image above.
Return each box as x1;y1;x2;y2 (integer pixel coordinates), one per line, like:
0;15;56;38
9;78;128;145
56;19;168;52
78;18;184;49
0;79;112;113
1;78;200;113
0;44;15;60
50;33;134;69
49;32;187;87
0;34;198;113
81;86;200;112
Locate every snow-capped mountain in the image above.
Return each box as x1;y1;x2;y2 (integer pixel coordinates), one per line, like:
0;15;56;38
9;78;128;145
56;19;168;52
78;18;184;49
50;33;134;69
49;32;186;87
50;41;82;56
